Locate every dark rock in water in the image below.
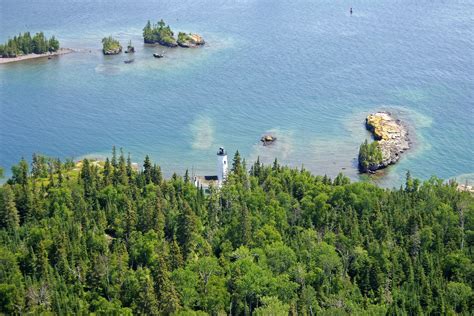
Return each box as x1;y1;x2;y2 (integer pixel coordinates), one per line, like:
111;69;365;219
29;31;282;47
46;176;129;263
124;59;134;64
360;112;410;172
153;53;164;58
145;38;178;47
261;135;277;146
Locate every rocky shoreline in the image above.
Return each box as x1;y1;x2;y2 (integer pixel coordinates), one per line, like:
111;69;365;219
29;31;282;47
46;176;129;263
361;112;410;172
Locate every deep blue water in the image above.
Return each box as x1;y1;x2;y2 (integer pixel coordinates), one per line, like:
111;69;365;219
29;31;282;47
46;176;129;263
1;0;473;187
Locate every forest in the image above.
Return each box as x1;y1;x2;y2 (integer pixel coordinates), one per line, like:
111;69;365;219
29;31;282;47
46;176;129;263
0;149;472;315
0;32;60;58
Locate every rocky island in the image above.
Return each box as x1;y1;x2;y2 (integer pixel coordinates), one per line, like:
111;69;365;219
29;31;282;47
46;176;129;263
143;19;205;48
261;134;277;146
102;36;122;55
177;32;205;48
358;112;410;173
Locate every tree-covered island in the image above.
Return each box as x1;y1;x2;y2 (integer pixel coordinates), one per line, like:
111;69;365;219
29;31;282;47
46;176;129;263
0;148;472;314
102;36;122;55
143;20;178;47
143;19;205;48
0;32;60;58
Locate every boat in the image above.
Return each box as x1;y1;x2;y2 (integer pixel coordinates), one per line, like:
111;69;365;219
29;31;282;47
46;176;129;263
153;53;164;58
124;59;134;64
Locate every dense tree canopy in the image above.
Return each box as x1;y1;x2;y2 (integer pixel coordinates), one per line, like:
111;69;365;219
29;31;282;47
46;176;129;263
0;149;472;314
102;36;122;54
0;32;60;58
143;19;176;46
358;139;383;173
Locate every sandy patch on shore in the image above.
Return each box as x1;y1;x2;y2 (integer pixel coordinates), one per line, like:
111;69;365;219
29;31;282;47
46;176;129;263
0;48;74;64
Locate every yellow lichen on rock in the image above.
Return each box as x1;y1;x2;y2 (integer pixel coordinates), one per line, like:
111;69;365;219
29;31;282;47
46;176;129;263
366;113;401;141
189;34;204;44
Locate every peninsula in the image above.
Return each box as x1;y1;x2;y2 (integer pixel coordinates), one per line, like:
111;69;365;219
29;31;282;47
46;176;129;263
358;112;410;173
0;32;70;64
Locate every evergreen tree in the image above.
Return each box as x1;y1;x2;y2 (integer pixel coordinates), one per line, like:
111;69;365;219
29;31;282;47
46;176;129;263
152;255;181;314
0;185;20;230
232;150;243;175
102;158;112;186
143;155;152;184
177;202;198;260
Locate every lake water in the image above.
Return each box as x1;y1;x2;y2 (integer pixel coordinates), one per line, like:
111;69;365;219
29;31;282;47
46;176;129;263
1;0;473;187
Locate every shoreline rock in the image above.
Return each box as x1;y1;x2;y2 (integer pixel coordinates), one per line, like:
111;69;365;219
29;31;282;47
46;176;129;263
360;112;410;172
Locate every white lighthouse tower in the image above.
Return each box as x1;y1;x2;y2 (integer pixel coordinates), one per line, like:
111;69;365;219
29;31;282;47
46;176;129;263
216;147;228;186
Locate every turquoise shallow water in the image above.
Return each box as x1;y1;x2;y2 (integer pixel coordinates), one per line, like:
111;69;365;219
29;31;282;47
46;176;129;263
1;0;473;187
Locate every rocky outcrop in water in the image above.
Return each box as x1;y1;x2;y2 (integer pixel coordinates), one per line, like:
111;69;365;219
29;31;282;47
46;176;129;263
360;112;410;172
103;47;122;55
177;33;205;48
261;134;277;146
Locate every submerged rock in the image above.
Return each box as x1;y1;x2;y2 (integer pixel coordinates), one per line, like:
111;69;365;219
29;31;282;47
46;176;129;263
361;112;410;172
178;33;205;48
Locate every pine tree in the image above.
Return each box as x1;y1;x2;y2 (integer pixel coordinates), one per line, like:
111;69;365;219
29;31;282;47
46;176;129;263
184;169;190;183
151;164;162;185
152;255;181;314
11;157;29;186
126;153;133;182
135;268;160;315
1;184;20;230
169;236;184;270
102;158;112;186
177;202;198;260
125;199;137;240
241;204;251;246
143;155;152;184
118;149;128;185
80;159;94;198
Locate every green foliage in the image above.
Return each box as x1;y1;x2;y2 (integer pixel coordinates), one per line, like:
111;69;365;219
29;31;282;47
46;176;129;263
143;19;177;46
358;139;383;172
254;296;290;316
0;149;472;314
178;32;192;43
102;36;122;54
0;32;60;57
